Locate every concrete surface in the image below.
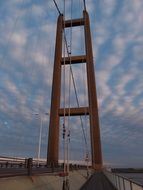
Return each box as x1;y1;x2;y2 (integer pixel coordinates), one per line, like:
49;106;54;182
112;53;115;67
0;170;89;190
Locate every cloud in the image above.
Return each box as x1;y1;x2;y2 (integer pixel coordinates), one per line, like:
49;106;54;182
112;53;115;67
10;32;27;47
92;0;143;166
0;0;143;166
100;0;117;17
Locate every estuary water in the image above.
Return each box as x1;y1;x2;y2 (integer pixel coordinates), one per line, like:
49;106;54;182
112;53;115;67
119;173;143;186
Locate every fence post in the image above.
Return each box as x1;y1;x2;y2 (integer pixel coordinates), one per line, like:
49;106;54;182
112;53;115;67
123;178;125;190
115;175;118;188
130;181;133;190
27;158;33;176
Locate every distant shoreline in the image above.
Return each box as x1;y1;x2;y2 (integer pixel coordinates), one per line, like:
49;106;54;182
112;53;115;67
112;168;143;173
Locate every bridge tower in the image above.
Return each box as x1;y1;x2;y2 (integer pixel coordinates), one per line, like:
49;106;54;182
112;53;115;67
47;10;102;170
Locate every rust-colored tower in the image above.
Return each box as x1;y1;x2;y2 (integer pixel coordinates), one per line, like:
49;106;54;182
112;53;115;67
47;10;102;170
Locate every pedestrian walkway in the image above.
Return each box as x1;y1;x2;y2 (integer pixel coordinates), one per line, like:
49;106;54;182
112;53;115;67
80;171;116;190
0;170;87;190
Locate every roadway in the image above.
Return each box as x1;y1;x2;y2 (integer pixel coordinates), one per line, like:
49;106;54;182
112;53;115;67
0;164;88;178
80;171;116;190
0;167;62;178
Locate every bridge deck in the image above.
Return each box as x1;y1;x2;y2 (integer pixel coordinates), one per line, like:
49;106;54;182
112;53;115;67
80;171;116;190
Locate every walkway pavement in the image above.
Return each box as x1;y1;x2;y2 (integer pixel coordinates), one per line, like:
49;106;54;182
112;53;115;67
80;171;116;190
0;170;87;190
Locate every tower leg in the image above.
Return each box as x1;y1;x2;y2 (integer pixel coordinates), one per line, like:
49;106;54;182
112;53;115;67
84;10;102;170
47;14;63;165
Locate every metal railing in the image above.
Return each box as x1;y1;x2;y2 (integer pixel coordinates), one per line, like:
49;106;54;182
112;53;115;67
104;170;143;190
0;156;89;178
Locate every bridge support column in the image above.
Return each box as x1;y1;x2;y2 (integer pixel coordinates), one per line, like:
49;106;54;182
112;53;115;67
84;11;102;170
47;11;102;170
47;14;63;165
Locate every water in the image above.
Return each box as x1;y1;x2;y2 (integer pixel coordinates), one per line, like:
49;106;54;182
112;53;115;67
119;173;143;186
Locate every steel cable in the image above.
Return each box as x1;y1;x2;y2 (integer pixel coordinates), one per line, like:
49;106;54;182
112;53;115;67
52;0;62;15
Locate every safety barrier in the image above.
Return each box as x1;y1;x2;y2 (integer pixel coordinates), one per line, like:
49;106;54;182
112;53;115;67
0;157;89;178
104;170;143;190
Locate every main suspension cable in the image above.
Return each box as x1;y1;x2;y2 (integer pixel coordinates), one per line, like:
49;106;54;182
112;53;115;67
66;0;73;185
64;33;88;148
64;33;90;180
52;0;62;15
62;0;69;190
62;1;89;188
83;0;87;10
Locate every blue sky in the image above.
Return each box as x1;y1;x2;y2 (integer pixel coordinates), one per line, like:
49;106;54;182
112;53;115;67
0;0;143;167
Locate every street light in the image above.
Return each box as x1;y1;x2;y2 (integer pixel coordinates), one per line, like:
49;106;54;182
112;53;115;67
34;112;49;166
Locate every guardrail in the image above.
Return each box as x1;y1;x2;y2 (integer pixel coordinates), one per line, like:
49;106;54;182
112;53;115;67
0;157;89;178
104;170;143;190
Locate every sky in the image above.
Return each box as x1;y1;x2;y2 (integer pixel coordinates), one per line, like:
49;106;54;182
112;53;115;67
0;0;143;168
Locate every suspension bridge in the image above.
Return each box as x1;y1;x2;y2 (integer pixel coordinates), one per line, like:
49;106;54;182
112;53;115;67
0;0;143;190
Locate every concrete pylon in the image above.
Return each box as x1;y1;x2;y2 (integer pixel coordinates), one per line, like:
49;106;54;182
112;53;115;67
47;11;103;170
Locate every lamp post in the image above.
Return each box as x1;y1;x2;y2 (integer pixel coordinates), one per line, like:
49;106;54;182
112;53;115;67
35;112;49;166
